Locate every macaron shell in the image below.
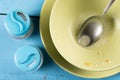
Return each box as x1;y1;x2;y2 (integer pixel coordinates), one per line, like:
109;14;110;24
4;11;31;36
14;46;43;72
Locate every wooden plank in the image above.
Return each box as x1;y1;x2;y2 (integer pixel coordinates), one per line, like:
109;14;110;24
0;0;44;16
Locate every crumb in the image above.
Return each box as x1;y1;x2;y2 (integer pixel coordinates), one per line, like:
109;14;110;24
84;62;93;67
105;59;111;63
97;51;102;55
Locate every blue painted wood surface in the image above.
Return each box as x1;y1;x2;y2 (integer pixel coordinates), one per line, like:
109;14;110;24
0;14;120;80
0;0;120;80
0;0;44;16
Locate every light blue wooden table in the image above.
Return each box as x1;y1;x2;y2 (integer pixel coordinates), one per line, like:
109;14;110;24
0;0;120;80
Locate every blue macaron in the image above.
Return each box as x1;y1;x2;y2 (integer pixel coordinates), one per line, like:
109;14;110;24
14;46;43;72
4;10;33;39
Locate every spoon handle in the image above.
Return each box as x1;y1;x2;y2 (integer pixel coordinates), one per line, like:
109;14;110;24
102;0;115;15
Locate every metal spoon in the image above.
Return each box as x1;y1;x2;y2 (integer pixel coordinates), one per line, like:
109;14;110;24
78;0;115;47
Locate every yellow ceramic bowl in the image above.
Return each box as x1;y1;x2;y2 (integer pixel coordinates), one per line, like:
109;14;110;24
40;0;120;78
50;0;120;71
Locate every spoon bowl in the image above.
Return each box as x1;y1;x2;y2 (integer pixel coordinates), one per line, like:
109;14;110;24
78;0;115;47
78;16;103;47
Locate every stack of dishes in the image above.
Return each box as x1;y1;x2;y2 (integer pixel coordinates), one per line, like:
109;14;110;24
40;0;120;78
